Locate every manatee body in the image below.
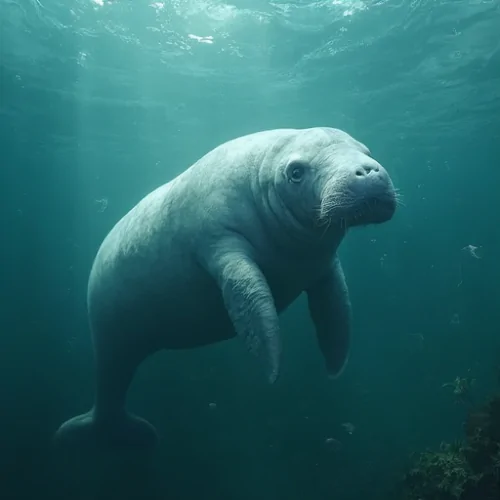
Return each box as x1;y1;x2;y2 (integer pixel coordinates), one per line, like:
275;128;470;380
55;127;396;448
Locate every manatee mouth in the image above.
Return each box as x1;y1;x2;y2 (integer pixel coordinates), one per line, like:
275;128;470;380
317;192;397;228
361;195;397;224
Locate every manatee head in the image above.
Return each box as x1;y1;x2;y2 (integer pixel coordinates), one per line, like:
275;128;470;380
275;127;397;233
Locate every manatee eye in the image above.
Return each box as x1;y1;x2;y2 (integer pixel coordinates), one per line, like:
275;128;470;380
287;161;306;184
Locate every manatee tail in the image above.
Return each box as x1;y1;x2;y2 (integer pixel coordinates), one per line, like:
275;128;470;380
54;408;158;450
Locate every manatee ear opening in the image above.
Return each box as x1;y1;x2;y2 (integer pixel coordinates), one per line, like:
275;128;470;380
285;160;307;184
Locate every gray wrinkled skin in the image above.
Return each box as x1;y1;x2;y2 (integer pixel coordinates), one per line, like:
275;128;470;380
54;127;397;449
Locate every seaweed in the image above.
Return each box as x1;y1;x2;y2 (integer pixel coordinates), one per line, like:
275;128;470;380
400;391;500;499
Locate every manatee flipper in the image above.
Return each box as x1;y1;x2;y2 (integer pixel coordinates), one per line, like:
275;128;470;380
307;256;351;378
206;244;282;383
54;349;158;450
54;408;157;450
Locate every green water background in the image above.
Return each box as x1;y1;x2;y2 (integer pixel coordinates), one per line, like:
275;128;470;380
1;0;499;498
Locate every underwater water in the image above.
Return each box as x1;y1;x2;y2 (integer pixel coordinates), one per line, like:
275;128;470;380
1;0;500;498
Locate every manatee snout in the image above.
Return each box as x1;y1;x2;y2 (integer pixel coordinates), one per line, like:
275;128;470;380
349;160;396;223
320;154;397;226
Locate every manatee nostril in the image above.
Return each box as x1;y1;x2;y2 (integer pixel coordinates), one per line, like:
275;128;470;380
361;164;380;175
356;164;380;177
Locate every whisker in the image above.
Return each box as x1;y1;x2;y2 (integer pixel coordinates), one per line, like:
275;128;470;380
319;217;332;238
393;189;406;208
394;195;406;207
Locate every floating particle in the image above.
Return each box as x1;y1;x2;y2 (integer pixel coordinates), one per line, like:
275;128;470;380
461;244;483;259
95;198;108;213
341;422;355;435
324;437;342;451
